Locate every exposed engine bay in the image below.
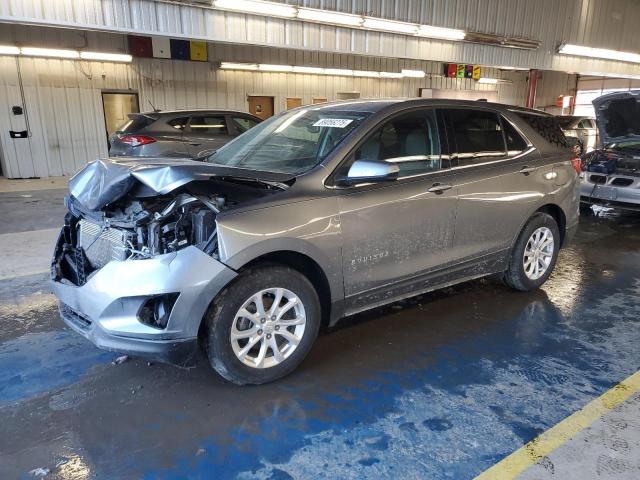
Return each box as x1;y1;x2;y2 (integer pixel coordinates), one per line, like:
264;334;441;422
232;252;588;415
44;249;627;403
53;163;289;286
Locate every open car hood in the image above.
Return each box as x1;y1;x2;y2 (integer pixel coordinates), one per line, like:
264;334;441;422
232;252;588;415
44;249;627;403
69;157;293;211
593;90;640;147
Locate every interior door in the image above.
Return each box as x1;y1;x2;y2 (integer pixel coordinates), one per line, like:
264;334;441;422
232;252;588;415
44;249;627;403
286;98;303;110
336;108;458;310
248;96;274;120
442;108;551;262
102;92;139;141
183;114;234;157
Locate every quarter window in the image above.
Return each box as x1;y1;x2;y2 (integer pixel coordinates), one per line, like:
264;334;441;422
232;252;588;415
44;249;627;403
502;118;528;154
233;116;259;133
167;117;189;130
444;109;506;166
189;116;228;135
354;110;441;178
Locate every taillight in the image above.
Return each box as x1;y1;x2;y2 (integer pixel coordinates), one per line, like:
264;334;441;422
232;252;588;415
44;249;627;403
571;157;582;174
119;134;156;147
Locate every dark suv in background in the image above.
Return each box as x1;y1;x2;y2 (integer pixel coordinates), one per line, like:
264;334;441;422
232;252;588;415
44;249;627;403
109;110;261;159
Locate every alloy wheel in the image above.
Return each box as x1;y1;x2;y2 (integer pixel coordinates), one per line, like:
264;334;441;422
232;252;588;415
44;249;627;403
230;288;306;369
523;226;555;280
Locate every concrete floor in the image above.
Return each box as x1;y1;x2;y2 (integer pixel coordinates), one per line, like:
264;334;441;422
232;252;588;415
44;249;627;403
0;186;639;480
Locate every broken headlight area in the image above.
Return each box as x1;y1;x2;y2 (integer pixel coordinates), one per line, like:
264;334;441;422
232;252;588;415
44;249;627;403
53;193;227;286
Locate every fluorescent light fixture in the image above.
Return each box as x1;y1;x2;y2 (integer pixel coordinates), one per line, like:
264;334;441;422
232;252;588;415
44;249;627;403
297;8;362;27
259;64;293;72
352;70;380;78
401;69;426;78
220;62;259;70
80;51;132;62
495;65;529;71
0;45;20;55
21;47;80;59
477;77;499;84
417;25;465;41
362;17;418;35
293;66;324;74
380;72;404;79
214;0;296;18
324;68;354;76
558;43;640;64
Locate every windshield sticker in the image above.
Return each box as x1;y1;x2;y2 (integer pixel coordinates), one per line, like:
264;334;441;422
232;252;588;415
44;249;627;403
313;118;354;128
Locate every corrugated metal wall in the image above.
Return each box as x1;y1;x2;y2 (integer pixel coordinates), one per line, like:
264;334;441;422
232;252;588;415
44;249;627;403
0;28;535;178
1;0;639;77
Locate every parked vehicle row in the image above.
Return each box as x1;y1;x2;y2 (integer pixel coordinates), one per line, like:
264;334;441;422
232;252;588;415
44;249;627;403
54;99;580;385
556;114;598;156
109;110;261;159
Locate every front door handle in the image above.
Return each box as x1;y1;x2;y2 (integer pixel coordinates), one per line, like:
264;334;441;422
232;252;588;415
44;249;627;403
519;166;537;174
188;142;201;146
427;183;453;194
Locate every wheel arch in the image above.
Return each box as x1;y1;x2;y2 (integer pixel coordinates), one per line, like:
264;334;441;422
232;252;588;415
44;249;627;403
535;203;567;246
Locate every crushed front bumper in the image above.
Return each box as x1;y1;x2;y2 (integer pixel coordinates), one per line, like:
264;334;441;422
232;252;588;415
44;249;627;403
51;229;237;365
580;177;640;211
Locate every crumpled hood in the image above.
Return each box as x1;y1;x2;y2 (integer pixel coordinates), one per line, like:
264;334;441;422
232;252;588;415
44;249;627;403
593;90;640;147
69;157;293;211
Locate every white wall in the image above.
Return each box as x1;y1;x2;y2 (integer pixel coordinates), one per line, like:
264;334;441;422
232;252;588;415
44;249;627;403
0;34;532;178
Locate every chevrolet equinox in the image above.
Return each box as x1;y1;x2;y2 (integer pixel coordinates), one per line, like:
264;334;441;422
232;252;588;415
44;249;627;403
52;99;580;384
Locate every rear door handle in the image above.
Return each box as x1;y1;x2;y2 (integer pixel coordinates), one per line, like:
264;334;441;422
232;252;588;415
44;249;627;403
519;166;537;174
188;142;201;146
427;183;453;194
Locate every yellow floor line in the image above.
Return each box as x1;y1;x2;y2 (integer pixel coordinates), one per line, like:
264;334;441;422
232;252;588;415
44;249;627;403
474;369;640;480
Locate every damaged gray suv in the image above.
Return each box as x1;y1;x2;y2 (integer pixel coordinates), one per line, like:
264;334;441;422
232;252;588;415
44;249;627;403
52;99;580;384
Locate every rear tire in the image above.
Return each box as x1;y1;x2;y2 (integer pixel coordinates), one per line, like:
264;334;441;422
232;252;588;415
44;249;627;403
204;265;321;385
503;212;560;292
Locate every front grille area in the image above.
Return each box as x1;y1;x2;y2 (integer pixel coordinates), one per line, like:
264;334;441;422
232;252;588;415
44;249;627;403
59;302;92;331
79;220;130;269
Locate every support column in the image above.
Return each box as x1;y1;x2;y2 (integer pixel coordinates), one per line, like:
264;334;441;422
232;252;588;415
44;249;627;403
526;69;539;108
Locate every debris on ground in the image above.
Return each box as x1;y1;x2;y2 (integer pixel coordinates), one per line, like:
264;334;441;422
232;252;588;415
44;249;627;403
112;355;129;365
29;467;50;477
196;448;206;456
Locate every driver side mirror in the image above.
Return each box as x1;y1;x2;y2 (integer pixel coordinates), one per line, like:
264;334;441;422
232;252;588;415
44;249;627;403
336;159;399;186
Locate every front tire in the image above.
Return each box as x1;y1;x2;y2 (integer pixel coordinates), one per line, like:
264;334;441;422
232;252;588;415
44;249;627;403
503;212;560;292
204;265;321;385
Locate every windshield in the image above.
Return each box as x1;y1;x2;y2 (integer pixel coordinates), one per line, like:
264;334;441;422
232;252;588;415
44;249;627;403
206;109;370;175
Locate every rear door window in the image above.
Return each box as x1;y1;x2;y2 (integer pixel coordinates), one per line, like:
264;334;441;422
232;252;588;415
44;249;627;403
443;109;506;166
354;109;441;178
188;116;229;135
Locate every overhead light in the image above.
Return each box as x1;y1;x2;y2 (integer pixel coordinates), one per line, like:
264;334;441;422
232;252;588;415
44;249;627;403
293;66;324;74
477;78;499;84
80;51;132;62
362;17;418;35
213;0;296;18
352;70;380;78
558;43;640;64
495;65;529;71
417;25;465;41
0;45;20;55
401;69;426;78
220;62;259;70
21;47;80;59
380;72;404;79
297;8;362;27
259;64;293;72
324;68;354;76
